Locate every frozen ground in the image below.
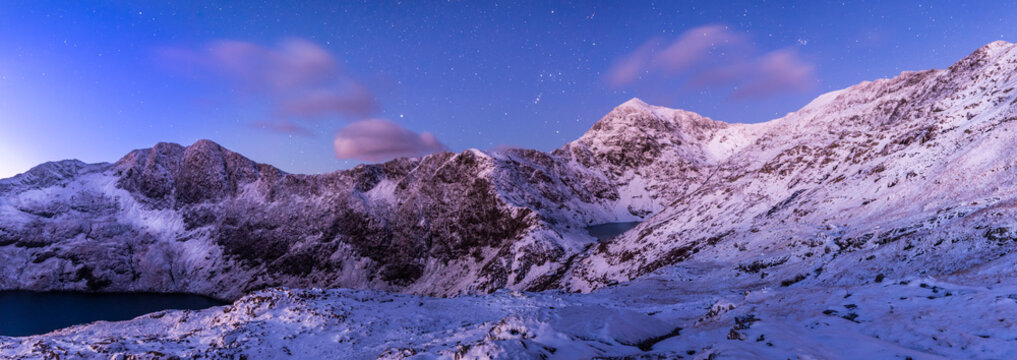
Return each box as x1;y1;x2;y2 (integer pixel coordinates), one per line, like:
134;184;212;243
3;266;1016;359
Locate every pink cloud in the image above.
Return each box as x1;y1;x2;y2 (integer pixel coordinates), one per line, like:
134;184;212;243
605;24;817;100
159;38;377;119
606;25;746;87
686;62;751;89
652;25;748;75
251;120;314;136
333;119;448;162
732;49;816;99
605;38;660;87
278;85;376;118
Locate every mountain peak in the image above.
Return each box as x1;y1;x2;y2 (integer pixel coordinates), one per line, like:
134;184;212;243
974;40;1016;60
946;40;1017;74
112;139;279;205
617;97;651;110
189;139;225;151
981;39;1014;52
554;98;732;189
578;99;725;146
0;159;108;192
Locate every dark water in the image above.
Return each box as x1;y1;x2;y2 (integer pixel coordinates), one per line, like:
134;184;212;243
586;221;641;241
0;291;227;337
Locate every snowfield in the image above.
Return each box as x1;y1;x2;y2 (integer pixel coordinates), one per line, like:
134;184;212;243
4;41;1017;358
3;271;1016;359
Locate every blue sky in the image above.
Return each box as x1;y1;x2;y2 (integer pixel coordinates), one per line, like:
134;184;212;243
1;1;1015;178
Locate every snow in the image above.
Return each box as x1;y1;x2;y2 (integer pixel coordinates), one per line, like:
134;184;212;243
565;40;1017;293
92;173;185;238
4;272;1017;359
702;123;767;162
366;179;399;203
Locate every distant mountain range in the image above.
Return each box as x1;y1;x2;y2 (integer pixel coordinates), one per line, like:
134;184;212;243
4;41;1017;359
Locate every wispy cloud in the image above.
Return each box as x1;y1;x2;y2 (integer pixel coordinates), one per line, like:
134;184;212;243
605;24;817;100
333;119;448;161
605;39;662;88
651;25;749;77
159;38;378;124
162;39;448;163
251;120;315;136
731;49;816;99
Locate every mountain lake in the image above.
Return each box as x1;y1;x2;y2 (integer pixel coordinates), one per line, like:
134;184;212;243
0;291;227;337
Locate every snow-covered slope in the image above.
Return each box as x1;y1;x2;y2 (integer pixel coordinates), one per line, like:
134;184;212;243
554;97;751;218
565;40;1017;293
5;41;1017;359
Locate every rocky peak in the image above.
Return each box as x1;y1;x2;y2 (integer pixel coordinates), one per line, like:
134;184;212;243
114;139;279;206
560;98;726;172
966;40;1015;62
582;98;726;144
0;159;108;193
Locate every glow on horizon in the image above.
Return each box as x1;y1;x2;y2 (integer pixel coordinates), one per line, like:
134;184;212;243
0;143;34;179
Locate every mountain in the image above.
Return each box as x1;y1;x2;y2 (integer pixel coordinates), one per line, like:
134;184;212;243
4;41;1017;359
0;136;659;300
0;100;742;300
565;40;1017;292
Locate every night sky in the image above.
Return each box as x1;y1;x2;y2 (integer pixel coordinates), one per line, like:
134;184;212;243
1;1;1015;178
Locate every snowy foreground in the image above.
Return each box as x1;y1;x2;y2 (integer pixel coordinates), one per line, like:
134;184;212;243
3;266;1017;359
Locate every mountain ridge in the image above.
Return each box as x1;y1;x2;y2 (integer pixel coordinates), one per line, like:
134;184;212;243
2;41;1017;302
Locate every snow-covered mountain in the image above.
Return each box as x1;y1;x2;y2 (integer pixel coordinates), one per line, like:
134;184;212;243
565;40;1017;293
0;128;673;299
5;41;1017;359
0;100;734;300
0;142;579;299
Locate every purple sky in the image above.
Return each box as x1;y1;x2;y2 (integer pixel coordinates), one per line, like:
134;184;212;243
1;1;1016;178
